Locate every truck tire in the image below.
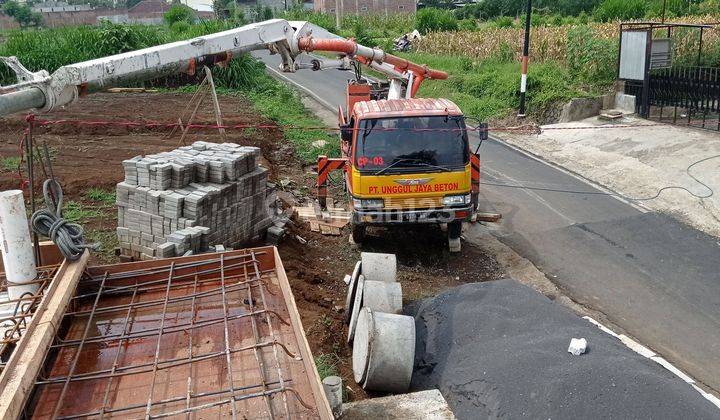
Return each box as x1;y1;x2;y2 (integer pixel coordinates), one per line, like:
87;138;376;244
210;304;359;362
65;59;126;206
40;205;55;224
448;220;462;253
352;224;366;244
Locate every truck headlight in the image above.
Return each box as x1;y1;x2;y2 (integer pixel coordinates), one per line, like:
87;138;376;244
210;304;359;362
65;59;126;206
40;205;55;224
443;194;471;206
353;198;384;209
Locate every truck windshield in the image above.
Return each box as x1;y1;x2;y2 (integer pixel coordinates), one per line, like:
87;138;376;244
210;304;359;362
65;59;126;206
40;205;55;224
355;116;469;174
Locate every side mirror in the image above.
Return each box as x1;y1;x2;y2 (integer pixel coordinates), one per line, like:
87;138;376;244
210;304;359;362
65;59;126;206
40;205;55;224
340;124;353;142
477;122;489;141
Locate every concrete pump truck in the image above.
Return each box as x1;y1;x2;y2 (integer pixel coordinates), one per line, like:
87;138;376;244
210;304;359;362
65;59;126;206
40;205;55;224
0;19;483;251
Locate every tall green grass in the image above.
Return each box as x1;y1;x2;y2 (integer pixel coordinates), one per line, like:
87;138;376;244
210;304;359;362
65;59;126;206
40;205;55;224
0;20;257;88
398;52;599;121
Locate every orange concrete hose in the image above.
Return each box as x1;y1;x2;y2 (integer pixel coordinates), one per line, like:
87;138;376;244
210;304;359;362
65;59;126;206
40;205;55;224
297;37;448;80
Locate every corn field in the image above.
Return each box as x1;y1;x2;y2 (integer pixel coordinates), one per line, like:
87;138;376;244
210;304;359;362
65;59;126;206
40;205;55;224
415;15;720;67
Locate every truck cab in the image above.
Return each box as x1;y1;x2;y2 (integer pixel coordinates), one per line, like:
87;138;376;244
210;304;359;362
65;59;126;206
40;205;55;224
333;97;479;251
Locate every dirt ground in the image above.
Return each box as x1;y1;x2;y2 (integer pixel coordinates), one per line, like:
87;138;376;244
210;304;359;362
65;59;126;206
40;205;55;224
0;92;505;401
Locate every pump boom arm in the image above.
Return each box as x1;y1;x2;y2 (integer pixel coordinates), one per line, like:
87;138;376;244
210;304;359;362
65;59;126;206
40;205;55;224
0;19;447;116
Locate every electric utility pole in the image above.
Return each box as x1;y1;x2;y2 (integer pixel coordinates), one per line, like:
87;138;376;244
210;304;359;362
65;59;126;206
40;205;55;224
518;0;531;117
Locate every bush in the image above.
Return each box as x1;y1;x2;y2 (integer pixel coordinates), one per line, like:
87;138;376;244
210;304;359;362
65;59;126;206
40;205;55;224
593;0;646;22
567;25;617;84
97;20;168;55
351;21;375;46
164;4;195;26
493;16;515;28
690;0;720;15
170;20;191;34
417;7;458;34
257;5;273;21
2;1;42;27
457;19;479;31
465;0;526;20
646;0;691;18
552;0;602;16
282;7;337;32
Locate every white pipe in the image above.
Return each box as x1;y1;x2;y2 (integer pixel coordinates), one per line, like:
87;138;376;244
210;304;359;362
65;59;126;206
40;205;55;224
0;190;38;300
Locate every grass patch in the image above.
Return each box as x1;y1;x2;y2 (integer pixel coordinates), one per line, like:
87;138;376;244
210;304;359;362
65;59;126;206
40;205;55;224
1;156;20;172
1;149;57;173
314;353;340;380
86;229;119;263
85;188;116;205
63;201;101;223
395;52;608;121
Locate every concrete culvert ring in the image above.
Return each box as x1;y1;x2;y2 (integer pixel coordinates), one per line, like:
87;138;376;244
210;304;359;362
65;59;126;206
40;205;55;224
352;307;373;384
361;252;397;282
347;274;365;344
363;280;403;314
344;261;362;325
354;308;416;393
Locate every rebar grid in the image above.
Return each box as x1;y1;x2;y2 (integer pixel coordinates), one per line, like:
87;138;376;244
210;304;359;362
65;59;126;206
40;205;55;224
0;266;59;373
32;252;313;419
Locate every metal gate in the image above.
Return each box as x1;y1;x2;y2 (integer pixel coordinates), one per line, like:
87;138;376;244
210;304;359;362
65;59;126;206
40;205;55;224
626;65;720;131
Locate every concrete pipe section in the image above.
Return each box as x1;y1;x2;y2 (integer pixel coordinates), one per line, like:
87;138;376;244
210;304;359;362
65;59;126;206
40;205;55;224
352;308;416;393
344;261;362;325
347;274;366;344
362;280;402;314
360;252;396;283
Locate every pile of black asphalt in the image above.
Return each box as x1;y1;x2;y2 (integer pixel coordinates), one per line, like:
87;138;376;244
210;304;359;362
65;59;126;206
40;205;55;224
407;279;718;419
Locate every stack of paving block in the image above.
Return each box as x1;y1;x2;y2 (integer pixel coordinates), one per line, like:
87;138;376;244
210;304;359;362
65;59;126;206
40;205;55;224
116;141;273;260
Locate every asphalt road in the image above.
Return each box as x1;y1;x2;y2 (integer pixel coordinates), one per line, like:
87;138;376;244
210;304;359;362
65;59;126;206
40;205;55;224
253;50;720;392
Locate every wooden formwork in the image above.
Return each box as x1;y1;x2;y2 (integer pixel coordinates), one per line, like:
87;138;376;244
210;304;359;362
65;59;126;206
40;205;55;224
0;246;332;419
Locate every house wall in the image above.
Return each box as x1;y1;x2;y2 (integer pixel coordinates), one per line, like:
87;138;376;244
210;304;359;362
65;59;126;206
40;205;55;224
315;0;416;15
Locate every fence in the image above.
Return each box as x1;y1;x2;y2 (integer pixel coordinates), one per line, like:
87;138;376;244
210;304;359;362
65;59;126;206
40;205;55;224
626;65;720;131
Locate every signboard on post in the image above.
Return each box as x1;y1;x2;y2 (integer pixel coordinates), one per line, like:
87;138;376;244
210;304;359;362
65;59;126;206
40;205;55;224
650;38;673;69
619;30;649;80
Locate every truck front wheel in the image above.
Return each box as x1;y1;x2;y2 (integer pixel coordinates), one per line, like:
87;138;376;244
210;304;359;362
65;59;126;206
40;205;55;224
448;220;462;253
352;224;366;244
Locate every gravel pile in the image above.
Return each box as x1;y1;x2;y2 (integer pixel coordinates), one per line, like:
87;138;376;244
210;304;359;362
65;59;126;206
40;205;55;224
408;279;718;419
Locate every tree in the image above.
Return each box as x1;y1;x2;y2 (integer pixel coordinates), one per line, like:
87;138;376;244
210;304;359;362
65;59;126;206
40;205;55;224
2;1;43;27
593;0;646;21
213;0;246;24
422;0;455;9
417;7;458;34
163;4;195;26
551;0;601;16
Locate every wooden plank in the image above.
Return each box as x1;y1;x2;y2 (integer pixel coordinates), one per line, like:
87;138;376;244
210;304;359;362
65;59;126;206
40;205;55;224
107;87;158;93
476;212;503;223
294;204;350;235
272;247;334;420
309;221;320;232
0;251;89;420
204;66;226;140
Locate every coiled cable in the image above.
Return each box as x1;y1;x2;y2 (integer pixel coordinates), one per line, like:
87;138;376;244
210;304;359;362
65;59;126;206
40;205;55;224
30;179;99;261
